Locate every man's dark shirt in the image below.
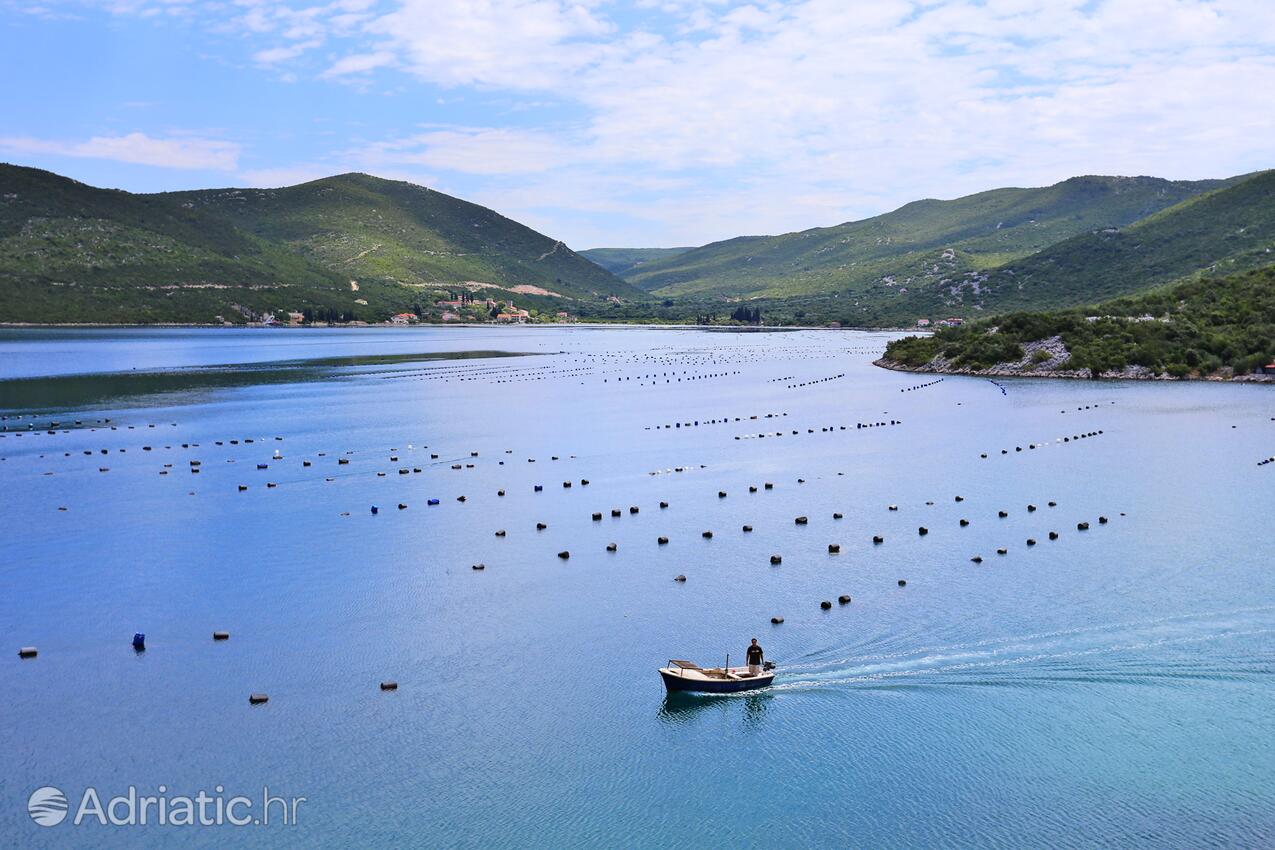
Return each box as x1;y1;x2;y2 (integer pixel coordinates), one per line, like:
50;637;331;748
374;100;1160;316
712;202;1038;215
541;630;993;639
746;645;764;665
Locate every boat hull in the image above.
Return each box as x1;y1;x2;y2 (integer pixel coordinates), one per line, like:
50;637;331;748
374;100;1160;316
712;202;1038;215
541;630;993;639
660;669;774;694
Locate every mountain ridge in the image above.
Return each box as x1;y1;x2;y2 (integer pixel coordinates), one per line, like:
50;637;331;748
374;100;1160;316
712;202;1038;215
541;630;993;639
0;164;643;324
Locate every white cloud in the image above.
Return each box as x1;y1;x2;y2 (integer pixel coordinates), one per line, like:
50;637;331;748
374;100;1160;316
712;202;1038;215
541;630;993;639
0;132;240;170
366;0;613;89
254;39;321;65
24;0;1275;244
320;50;396;77
359;127;575;174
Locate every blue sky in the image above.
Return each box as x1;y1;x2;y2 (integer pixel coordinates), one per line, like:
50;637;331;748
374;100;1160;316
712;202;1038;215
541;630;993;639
2;0;1273;248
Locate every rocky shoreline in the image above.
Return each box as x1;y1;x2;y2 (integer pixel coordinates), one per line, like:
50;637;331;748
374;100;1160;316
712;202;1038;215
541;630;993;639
874;355;1275;383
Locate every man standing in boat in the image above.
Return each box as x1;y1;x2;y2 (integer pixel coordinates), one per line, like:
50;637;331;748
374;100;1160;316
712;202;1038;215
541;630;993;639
746;639;764;676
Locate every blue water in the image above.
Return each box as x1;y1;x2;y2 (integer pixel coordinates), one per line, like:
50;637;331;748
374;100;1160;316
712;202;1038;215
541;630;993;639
2;327;1273;847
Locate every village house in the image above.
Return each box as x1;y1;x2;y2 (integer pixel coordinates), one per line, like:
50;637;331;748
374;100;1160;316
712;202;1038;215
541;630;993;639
916;318;931;327
1261;362;1275;376
389;313;418;325
441;311;461;322
286;311;305;326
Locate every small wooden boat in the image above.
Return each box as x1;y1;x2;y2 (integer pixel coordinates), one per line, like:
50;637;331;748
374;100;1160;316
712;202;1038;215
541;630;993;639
659;659;775;694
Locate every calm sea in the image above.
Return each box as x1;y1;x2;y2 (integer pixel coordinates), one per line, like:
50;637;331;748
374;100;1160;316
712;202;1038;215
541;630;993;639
2;326;1272;848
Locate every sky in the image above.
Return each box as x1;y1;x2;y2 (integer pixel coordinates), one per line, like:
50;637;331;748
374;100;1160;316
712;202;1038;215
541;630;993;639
2;0;1273;249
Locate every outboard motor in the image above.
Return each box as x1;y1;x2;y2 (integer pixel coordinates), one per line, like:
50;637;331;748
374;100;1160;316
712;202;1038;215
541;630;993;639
762;661;776;672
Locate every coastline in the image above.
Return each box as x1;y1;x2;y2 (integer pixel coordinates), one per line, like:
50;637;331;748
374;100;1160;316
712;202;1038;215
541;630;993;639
873;356;1275;384
0;320;916;332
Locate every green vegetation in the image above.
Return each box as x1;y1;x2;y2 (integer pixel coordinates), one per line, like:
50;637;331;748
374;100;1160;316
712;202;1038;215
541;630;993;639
883;265;1275;379
973;169;1275;312
0;165;644;324
4;163;1271;330
618;174;1242;302
579;247;691;279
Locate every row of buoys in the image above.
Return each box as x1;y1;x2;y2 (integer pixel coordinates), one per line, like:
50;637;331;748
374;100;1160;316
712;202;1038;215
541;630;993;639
648;412;787;430
786;372;845;389
968;515;1116;560
900;378;944;392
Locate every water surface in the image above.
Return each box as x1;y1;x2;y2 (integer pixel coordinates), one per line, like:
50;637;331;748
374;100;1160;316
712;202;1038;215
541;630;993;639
2;326;1272;847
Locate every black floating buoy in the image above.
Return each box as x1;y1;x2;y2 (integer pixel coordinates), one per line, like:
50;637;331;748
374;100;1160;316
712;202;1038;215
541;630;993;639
718;491;727;498
838;595;851;605
472;563;485;570
1026;538;1036;546
897;579;906;587
132;632;145;651
1078;522;1090;530
997;547;1008;555
959;518;970;527
498;489;505;497
537;522;548;530
249;693;269;705
702;530;713;539
660;501;669;508
820;600;832;610
213;631;230;641
370;505;379;515
828;544;841;553
764;482;774;490
534;485;543;492
456;495;467;503
1048;531;1059;540
873;535;884;544
833;512;843;520
398;503;408;510
606;543;617;552
888;505;898;511
380;681;398;691
19;646;38;658
563;481;571;488
673;574;686;582
998;510;1008;518
749;485;758;492
557;551;570;560
1098;516;1109;524
495;530;506;537
771;616;784;624
918;527;928;536
795;516;808;525
630;506;639;514
593;512;603;521
770;554;782;565
970;555;983;563
742;525;753;532
1048;501;1057;507
955;496;964;502
658;536;669;545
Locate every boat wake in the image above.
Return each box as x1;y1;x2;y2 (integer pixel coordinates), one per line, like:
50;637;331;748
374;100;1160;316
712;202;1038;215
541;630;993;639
768;606;1275;693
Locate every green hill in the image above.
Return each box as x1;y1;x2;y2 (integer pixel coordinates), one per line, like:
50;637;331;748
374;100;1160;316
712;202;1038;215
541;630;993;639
946;169;1275;313
623;175;1239;301
0;165;642;324
579;247;692;279
167;174;643;303
881;264;1275;379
